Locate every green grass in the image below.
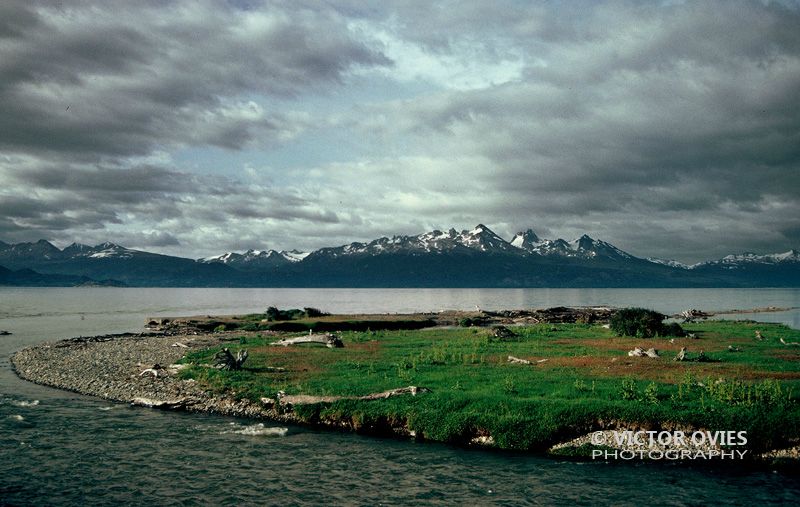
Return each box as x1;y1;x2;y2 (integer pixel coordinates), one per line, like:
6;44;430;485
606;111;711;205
178;321;800;452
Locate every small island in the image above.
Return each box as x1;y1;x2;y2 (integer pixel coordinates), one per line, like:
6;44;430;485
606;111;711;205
12;307;800;462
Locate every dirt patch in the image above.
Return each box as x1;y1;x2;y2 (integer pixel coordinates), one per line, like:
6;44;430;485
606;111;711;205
533;355;778;383
770;350;800;360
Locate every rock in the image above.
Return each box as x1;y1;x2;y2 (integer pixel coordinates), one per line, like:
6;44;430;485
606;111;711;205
213;348;248;370
628;347;659;358
491;326;517;340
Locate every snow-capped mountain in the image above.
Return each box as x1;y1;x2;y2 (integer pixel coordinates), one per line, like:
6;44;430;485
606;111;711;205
0;240;138;264
0;239;63;260
1;227;797;287
307;224;521;260
647;250;800;270
510;230;635;261
694;250;800;269
83;242;136;259
199;248;309;269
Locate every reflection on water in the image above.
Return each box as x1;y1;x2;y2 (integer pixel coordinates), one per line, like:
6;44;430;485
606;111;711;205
2;287;800;505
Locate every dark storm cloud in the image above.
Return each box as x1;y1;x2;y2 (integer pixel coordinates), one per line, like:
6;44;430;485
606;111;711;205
341;0;800;260
0;0;389;158
1;0;799;261
11;165;191;193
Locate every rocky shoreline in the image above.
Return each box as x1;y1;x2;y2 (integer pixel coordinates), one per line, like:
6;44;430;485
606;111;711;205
11;326;800;462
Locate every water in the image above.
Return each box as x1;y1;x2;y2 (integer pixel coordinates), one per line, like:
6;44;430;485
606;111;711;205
2;287;800;506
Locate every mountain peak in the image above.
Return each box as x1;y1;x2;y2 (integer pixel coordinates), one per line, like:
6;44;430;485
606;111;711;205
511;229;541;249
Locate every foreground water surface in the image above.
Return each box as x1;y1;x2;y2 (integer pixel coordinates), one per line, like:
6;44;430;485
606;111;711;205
2;287;800;506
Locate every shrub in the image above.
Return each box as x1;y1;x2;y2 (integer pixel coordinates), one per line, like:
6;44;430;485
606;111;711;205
663;322;686;337
265;307;305;321
610;307;684;338
303;307;329;318
458;316;490;327
620;377;638;400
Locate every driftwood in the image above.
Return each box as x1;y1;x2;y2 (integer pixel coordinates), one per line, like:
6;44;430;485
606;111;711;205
780;337;800;346
628;347;659;358
680;309;711;322
274;386;431;407
214;348;248;370
269;333;344;348
358;386;431;400
139;364;165;377
507;355;531;365
131;397;189;409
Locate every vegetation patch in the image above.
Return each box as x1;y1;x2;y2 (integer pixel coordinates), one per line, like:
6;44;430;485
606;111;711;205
610;307;685;338
179;321;800;453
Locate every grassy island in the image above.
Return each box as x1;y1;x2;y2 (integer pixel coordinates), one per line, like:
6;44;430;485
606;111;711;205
177;316;800;455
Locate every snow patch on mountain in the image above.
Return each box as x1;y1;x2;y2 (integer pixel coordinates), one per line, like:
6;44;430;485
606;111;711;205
200;248;309;266
647;258;693;269
87;243;134;259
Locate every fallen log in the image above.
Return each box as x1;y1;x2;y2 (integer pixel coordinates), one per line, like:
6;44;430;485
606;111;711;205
780;337;800;346
269;333;344;348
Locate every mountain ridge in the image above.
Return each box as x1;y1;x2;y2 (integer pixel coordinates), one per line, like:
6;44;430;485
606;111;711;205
1;225;797;287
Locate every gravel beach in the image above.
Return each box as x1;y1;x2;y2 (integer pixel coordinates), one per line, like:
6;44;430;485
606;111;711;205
11;331;295;422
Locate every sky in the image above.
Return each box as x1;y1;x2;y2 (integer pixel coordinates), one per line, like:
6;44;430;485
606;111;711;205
1;0;799;263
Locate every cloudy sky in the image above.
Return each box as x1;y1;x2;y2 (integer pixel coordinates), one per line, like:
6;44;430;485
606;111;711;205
1;0;799;263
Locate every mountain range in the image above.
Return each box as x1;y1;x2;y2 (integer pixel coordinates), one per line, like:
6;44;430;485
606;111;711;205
1;225;798;287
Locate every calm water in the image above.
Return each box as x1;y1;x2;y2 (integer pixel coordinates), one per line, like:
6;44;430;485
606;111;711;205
2;287;800;506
